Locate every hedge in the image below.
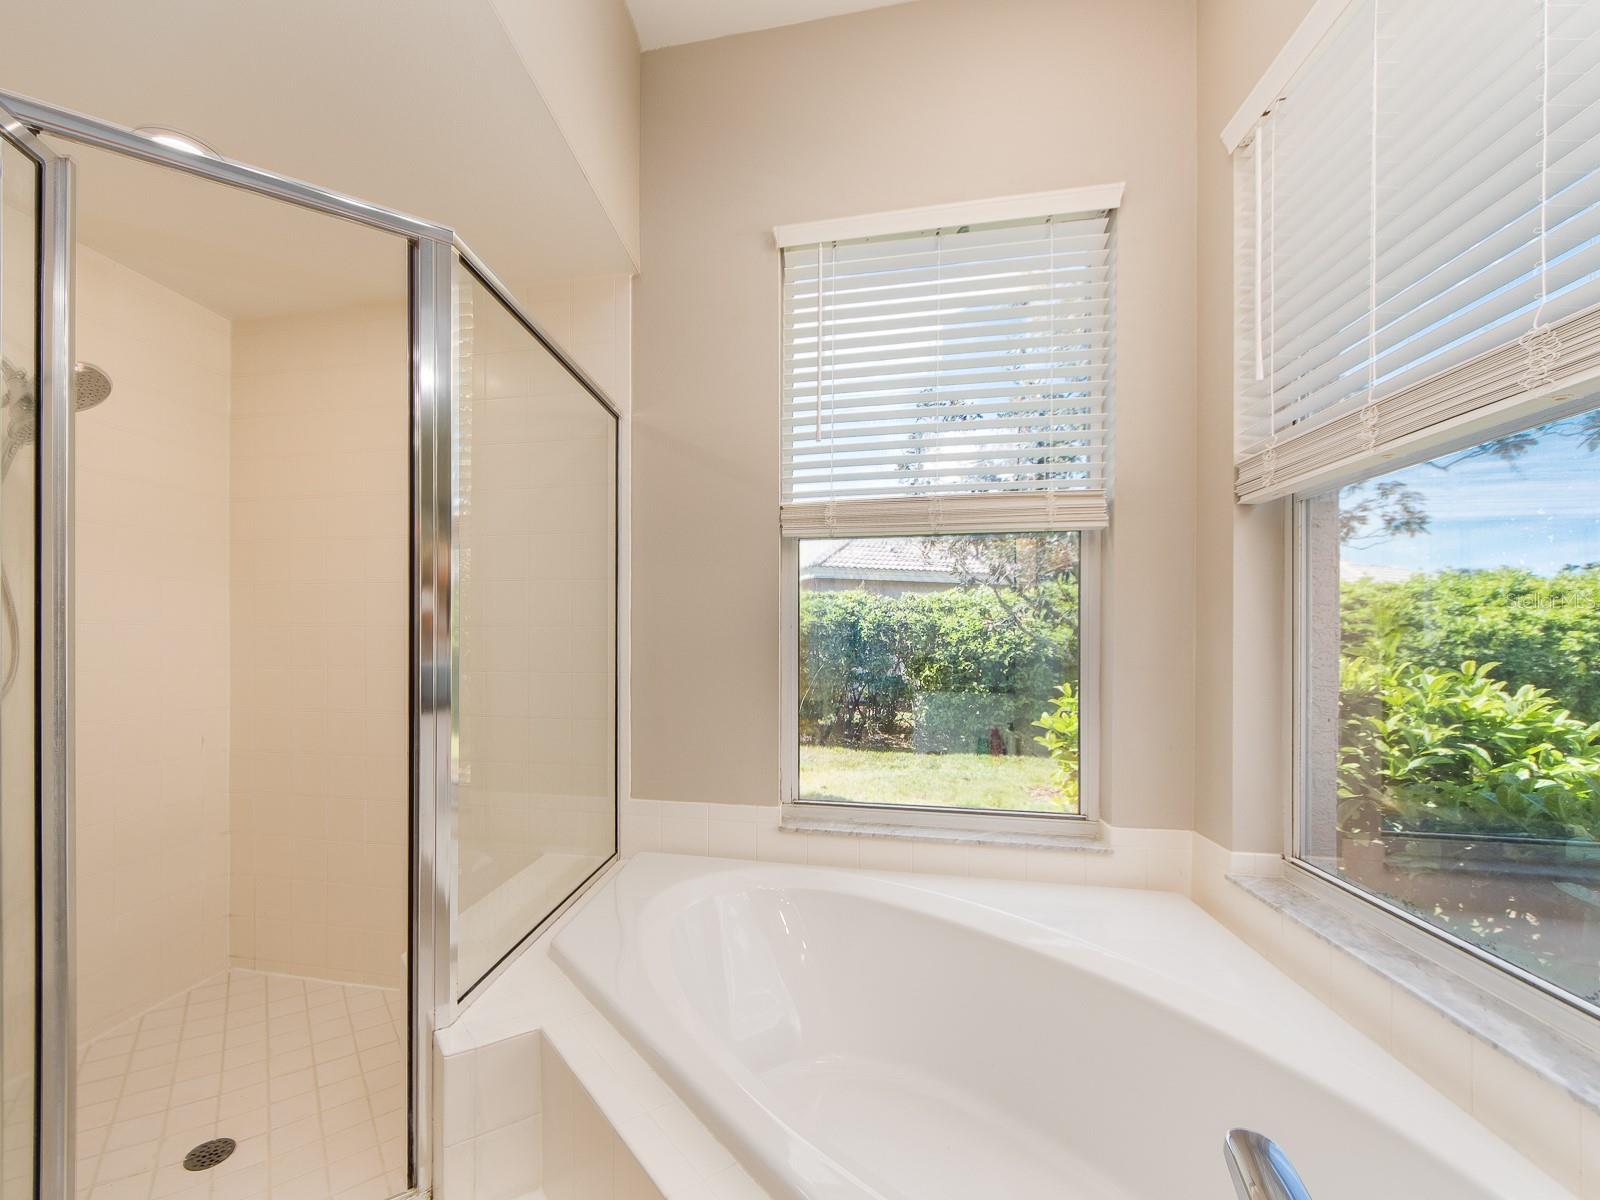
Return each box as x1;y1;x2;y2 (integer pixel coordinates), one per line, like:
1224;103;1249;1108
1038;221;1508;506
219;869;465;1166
798;579;1077;754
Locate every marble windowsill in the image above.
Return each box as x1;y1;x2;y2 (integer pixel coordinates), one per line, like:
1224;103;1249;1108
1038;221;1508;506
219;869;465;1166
778;812;1114;852
1230;873;1600;1116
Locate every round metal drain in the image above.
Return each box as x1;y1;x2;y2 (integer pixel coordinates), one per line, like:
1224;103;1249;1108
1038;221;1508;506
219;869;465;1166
182;1138;236;1172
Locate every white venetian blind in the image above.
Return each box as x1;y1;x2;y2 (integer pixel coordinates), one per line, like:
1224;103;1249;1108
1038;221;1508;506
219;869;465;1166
1232;0;1600;502
778;198;1118;537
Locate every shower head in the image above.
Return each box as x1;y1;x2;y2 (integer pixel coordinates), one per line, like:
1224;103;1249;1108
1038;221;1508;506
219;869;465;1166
1;357;114;411
74;362;113;410
0;358;113;477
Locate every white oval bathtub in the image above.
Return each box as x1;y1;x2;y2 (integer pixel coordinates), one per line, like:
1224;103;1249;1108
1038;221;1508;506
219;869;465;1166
551;852;1573;1200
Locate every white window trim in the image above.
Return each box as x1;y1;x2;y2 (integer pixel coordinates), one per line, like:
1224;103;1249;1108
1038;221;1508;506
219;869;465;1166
778;530;1103;840
1286;496;1600;1036
772;183;1124;250
1219;0;1357;152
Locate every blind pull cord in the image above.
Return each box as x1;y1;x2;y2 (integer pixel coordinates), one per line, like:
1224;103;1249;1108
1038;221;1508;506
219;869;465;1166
1523;0;1562;391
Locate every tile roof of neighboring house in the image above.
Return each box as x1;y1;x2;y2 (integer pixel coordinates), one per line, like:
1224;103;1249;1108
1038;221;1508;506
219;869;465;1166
801;538;979;584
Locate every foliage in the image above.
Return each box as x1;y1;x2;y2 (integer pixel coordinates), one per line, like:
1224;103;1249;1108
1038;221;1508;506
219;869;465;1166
912;693;1028;754
1032;682;1080;806
1341;567;1600;723
1338;653;1600;841
1340;480;1430;547
798;573;1077;751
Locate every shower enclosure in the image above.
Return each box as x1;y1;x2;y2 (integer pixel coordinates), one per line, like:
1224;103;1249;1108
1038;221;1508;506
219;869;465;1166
0;93;619;1200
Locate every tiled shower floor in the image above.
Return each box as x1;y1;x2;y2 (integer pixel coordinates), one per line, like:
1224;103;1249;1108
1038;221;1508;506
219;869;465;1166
76;970;407;1200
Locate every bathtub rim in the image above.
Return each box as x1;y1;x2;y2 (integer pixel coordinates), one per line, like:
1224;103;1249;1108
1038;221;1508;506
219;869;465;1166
551;852;1578;1200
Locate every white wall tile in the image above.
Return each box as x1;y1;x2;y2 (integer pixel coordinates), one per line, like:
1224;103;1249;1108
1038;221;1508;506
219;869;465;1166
228;303;410;989
74;246;233;1041
473;1113;542;1200
475;1033;542;1135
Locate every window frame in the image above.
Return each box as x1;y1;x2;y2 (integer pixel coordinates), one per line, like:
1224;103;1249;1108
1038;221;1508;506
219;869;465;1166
1287;485;1600;1035
778;529;1103;837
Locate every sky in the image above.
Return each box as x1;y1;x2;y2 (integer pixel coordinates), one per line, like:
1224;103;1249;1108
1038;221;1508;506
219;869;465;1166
1339;410;1600;576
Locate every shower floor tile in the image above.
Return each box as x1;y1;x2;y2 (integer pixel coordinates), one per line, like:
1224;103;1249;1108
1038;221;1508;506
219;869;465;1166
76;970;408;1200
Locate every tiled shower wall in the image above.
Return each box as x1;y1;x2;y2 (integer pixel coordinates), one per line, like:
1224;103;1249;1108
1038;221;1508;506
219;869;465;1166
75;246;233;1040
44;264;628;1036
227;304;411;988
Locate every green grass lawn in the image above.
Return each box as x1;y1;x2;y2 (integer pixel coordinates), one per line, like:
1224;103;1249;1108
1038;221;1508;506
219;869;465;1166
800;745;1076;814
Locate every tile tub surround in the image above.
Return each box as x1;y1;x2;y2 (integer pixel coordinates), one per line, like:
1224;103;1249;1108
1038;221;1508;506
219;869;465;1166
621;797;1195;891
433;865;768;1200
75;969;407;1200
540;1043;666;1200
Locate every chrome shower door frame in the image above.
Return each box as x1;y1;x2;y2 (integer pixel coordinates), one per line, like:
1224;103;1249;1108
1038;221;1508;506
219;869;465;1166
0;90;624;1200
0;92;454;1198
0;97;75;1200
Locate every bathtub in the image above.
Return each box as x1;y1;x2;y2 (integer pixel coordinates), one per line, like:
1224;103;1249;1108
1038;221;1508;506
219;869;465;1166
551;852;1573;1200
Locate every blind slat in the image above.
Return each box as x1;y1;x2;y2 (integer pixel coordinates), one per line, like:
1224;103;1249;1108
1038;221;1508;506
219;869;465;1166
1233;0;1600;497
782;208;1115;520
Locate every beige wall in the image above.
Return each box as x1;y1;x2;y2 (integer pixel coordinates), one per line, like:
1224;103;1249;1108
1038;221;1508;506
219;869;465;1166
491;0;642;269
227;304;411;988
633;0;1200;828
1194;0;1316;850
74;245;233;1039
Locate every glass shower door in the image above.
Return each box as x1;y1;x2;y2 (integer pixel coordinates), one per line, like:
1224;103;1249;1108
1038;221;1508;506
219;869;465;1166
450;260;618;999
0;125;40;1200
0;103;73;1200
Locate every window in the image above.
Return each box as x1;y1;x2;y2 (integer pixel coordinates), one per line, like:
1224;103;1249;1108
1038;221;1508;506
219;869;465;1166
777;189;1119;822
798;532;1088;815
1296;404;1600;1010
1230;0;1600;503
1233;0;1600;1011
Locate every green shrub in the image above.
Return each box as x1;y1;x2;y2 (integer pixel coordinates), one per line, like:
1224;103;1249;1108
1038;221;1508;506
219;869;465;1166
798;581;1077;750
798;591;914;746
1032;682;1080;805
1339;655;1600;841
1341;567;1600;722
911;692;1039;755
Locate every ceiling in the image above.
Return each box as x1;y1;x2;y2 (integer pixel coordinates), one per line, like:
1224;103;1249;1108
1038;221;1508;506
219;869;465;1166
624;0;917;50
0;0;635;319
56;139;407;321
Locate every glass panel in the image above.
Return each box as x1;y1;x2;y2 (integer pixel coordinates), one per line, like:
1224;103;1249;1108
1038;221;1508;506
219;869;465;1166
0;135;40;1200
54;138;415;1196
453;263;617;996
1301;406;1600;1006
798;532;1081;815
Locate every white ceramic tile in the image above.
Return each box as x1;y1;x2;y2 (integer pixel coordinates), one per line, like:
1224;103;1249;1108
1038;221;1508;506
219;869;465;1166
473;1115;541;1200
475;1033;542;1135
229;306;410;991
74;246;233;1042
75;969;407;1200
